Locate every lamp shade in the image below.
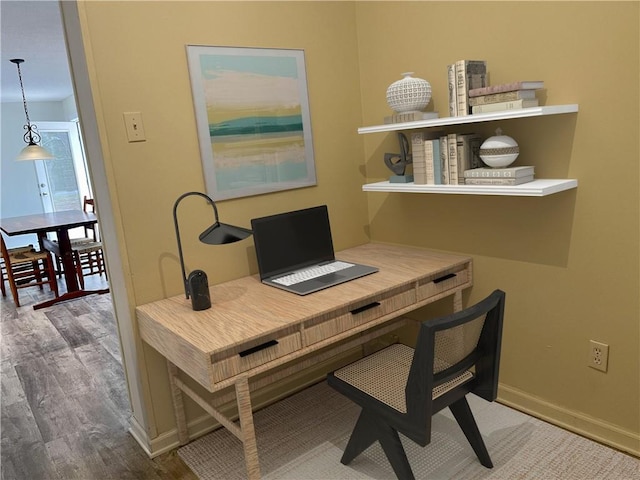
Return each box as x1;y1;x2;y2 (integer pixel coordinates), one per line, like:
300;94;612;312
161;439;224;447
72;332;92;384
199;222;253;245
16;143;55;161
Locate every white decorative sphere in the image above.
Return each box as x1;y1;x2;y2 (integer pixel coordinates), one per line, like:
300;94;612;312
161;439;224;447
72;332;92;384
386;72;432;113
479;128;520;168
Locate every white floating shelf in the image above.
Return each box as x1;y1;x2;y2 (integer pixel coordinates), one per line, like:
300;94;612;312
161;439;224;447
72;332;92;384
358;105;579;134
362;179;578;197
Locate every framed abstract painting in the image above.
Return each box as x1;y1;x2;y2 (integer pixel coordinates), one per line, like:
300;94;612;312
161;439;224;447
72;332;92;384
186;45;316;200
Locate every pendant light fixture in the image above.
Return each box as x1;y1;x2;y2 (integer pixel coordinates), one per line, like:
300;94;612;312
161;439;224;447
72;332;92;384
10;58;54;161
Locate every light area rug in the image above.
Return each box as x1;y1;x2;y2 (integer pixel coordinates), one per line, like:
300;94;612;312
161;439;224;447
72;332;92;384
178;381;639;480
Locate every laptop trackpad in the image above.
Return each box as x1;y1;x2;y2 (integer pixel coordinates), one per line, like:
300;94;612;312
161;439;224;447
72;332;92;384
316;273;342;283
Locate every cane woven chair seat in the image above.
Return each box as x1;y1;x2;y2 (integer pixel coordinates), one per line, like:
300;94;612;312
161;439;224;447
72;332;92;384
1;237;59;307
333;344;475;413
72;240;106;287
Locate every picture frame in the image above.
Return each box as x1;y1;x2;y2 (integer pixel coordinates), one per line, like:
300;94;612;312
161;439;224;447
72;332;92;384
186;45;317;201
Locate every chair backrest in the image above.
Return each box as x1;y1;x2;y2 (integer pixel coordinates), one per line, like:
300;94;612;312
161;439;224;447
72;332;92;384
82;196;99;241
0;235;26;265
405;290;506;426
83;196;95;213
0;235;10;266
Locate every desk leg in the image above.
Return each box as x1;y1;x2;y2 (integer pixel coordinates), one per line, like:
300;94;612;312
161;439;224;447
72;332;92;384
167;360;189;445
453;290;462;312
235;377;261;480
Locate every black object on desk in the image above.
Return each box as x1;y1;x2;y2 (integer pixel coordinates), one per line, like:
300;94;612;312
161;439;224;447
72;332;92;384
172;191;252;311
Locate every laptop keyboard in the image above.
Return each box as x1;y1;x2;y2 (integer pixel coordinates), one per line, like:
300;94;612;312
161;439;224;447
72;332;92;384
273;261;355;286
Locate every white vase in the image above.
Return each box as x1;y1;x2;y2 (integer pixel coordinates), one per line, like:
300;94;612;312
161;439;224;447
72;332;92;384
479;128;520;168
386;72;432;113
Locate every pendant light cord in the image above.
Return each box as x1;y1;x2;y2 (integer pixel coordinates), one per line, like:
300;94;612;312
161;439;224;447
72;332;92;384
10;58;39;145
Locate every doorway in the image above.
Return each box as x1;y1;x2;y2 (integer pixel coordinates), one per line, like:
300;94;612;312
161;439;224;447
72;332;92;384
36;121;92;214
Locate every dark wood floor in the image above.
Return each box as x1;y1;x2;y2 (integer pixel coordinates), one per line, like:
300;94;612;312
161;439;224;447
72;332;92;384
1;275;198;479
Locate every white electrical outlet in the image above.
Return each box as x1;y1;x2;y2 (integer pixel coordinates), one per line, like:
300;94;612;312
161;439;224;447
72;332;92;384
589;340;609;372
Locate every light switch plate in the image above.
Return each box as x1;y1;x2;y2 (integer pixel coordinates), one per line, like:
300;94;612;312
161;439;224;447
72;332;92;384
123;112;146;142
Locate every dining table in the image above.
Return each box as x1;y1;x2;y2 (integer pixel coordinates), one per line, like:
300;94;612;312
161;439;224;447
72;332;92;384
0;210;109;310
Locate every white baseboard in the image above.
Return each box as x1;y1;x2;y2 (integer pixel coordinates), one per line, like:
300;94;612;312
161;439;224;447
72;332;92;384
128;416;153;456
498;383;640;457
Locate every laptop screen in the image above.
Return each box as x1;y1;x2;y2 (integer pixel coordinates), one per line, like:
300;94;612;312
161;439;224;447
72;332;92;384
251;205;335;280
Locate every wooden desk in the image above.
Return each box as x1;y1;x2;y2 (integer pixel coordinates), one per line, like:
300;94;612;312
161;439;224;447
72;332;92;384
0;210;109;309
136;243;472;479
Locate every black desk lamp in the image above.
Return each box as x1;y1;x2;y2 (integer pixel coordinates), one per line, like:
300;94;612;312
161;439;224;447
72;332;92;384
173;191;252;311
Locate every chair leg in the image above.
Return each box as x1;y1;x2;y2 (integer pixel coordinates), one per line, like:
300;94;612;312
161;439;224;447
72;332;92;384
73;251;85;289
342;410;415;480
32;260;44;290
449;396;493;468
377;422;414;480
5;265;21;307
341;410;379;465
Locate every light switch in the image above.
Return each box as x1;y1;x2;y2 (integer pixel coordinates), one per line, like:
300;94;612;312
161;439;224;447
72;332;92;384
123;112;146;142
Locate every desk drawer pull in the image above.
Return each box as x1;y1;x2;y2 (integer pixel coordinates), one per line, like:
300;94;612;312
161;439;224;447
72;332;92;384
350;302;381;315
239;340;279;357
434;273;457;284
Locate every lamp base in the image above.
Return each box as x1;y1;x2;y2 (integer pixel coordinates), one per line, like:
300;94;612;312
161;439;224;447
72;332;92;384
188;270;211;311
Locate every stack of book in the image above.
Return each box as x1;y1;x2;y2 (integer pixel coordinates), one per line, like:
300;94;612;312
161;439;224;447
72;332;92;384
463;166;535;185
469;81;544;114
448;60;488;117
383;111;439;124
412;131;483;185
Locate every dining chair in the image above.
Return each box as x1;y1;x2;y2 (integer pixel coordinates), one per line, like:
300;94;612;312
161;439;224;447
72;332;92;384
1;235;59;307
327;289;506;480
71;197;106;286
53;196;107;287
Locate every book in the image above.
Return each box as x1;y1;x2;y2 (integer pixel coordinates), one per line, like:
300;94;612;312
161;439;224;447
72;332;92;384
423;139;435;185
411;132;427;184
468;89;537;106
455;60;487;116
472;99;539;114
465;175;535;186
468;135;484;169
447;133;459;184
464;166;535;178
455;133;482;184
422;139;442;185
447;63;457;117
469;81;544;97
431;139;442;185
439;136;450;184
383;111;439;124
411;130;442;184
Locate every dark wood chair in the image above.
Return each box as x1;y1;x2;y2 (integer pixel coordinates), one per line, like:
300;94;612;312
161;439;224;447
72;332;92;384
1;235;59;307
327;289;506;480
71;197;106;286
54;196;107;288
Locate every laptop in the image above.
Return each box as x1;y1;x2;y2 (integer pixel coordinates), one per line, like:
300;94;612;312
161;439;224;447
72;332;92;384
251;205;378;295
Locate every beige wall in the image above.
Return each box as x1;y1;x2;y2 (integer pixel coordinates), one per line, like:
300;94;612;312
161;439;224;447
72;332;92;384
356;1;639;453
76;1;639;455
76;0;369;442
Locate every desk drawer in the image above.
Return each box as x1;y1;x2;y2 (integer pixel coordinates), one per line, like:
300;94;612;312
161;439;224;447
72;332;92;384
303;286;415;346
417;263;470;301
211;332;301;383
